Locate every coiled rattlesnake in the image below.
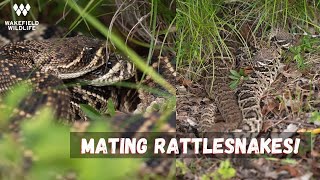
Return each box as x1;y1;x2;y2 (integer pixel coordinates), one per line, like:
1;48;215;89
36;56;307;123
0;24;175;176
0;24;175;130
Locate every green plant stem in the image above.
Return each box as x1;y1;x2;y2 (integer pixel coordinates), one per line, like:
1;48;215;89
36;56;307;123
65;0;175;95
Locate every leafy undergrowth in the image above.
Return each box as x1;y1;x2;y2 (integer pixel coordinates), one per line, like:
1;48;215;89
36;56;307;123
0;1;176;179
177;159;236;180
177;0;320;179
0;83;143;180
0;75;175;179
177;71;320;179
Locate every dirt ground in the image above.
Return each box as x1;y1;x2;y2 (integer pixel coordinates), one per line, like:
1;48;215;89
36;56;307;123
176;52;320;179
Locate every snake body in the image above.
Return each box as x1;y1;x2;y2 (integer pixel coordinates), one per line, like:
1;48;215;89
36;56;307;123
0;24;175;177
236;47;281;132
202;58;243;132
202;30;292;133
0;34;139;124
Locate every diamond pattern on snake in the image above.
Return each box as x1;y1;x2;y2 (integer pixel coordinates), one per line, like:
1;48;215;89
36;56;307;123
200;29;296;134
0;24;175;133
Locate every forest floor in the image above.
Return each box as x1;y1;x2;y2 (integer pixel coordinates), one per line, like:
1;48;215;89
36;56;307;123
176;0;320;179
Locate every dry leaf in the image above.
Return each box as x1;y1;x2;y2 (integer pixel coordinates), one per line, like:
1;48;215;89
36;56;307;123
278;165;300;177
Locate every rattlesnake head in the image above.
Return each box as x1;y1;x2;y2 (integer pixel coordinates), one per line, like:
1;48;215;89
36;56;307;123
252;48;281;67
1;36;135;85
270;28;295;48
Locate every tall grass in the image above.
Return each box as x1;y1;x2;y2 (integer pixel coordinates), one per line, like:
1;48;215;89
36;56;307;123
177;0;231;80
177;0;320;81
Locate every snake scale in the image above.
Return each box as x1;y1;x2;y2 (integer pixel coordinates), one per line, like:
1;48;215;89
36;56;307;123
0;24;175;122
0;24;175;176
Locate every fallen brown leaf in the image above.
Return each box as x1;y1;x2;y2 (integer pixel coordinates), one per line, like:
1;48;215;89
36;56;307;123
277;165;300;177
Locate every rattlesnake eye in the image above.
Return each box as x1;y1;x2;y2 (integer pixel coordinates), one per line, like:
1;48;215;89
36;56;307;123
270;36;277;42
84;47;95;54
106;61;112;68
